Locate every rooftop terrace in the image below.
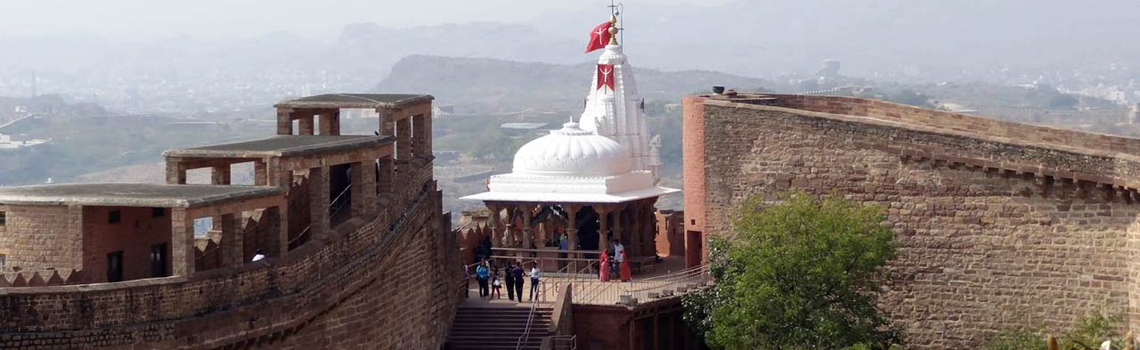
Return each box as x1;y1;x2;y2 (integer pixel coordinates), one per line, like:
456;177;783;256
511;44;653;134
163;135;393;158
0;183;282;207
274;93;433;110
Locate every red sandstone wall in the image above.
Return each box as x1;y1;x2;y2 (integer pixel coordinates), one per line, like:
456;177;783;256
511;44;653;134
0;204;82;272
689;97;1140;349
681;97;708;267
0;165;460;350
81;206;172;283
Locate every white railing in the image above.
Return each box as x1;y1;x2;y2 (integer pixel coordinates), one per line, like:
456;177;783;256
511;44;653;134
572;264;711;305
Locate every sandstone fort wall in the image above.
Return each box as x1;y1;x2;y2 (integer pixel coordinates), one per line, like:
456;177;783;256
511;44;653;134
686;94;1140;349
0;204;81;272
82;206;173;282
0;165;461;349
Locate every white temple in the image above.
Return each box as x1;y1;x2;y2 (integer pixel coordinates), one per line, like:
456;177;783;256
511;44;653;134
460;16;677;255
461;18;675;204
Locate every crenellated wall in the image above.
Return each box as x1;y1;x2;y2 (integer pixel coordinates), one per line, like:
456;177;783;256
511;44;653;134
0;164;460;350
684;94;1140;349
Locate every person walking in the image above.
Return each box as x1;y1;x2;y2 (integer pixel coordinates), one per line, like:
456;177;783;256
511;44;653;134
505;261;516;301
529;265;541;300
512;262;525;303
490;267;502;299
475;261;490;298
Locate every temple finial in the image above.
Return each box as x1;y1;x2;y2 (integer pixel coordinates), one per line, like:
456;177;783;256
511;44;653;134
609;0;621;45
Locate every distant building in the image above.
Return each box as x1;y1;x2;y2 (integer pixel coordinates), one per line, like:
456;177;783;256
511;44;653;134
0;134;50;151
1131;103;1140;124
499;122;549;135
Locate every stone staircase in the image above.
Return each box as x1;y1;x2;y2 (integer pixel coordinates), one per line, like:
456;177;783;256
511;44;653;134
445;303;553;350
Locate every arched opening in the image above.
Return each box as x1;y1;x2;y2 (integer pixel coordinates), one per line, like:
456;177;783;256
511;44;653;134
575;206;600;256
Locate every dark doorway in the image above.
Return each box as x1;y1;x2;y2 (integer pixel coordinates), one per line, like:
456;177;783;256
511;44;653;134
575;207;600;257
106;251;124;282
329;163;352;224
686;231;703;268
150;243;169;277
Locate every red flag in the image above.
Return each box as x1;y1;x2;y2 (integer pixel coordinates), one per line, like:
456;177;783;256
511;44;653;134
585;21;613;53
596;64;615;91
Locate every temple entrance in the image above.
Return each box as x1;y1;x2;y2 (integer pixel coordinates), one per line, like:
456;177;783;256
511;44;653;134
575;206;600;255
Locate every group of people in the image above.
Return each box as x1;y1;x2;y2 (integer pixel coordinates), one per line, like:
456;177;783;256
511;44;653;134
600;238;631;282
474;260;541;302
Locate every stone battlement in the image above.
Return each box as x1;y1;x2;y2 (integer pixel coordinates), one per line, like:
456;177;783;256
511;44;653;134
684;92;1140;349
704;93;1140;194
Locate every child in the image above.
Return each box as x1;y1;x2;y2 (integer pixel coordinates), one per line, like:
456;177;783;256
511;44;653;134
491;268;503;299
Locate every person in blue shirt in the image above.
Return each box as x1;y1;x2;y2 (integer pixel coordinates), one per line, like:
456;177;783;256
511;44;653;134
475;261;490;298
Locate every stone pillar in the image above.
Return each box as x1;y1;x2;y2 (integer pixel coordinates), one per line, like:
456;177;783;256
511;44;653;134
276;108;294;135
412;113;429;158
522;204;534;250
378;156;395;196
612;207;623;251
598;207;610;254
396;118;413;161
631;203;642;257
266;205;288;257
298;111;315;135
254;160;268;186
171;208;195;276
488;203;502;248
309;166;330;240
377;108;394;136
219;213;242;267
318;109;341;136
350;161;376;217
166;161;187;185
211;164;231;185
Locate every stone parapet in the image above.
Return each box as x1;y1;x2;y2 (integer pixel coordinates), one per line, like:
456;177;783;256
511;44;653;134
686;93;1140;349
0;172;457;349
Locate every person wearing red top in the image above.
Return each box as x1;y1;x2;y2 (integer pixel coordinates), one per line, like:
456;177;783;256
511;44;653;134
619;250;632;282
599;252;610;282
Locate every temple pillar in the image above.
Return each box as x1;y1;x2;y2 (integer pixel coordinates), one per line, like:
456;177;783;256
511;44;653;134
598;206;610;254
309;166;330;240
488;203;502;248
522;204;534;250
631;202;642;257
171;208;195;276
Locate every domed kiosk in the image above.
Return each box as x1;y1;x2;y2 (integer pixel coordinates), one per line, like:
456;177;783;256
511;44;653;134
461;23;678;260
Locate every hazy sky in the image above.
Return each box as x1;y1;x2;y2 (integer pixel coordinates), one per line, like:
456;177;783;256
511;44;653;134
0;0;732;40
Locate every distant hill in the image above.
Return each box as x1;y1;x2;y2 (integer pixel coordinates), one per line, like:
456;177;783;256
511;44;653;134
375;55;772;113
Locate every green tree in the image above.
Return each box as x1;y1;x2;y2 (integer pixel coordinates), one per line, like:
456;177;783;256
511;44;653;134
684;193;900;350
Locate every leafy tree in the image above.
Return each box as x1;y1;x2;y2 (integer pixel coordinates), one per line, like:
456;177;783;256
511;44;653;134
685;193;900;350
983;313;1125;350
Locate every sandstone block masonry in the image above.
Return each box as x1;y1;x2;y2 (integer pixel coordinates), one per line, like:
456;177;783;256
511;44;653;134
0;166;458;349
683;93;1140;349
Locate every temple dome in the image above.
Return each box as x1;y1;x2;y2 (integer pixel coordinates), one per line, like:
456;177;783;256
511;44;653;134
512;122;632;177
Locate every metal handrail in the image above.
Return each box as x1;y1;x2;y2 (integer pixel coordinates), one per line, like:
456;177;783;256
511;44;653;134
516;280;543;350
547;335;577;350
287;184;354;248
